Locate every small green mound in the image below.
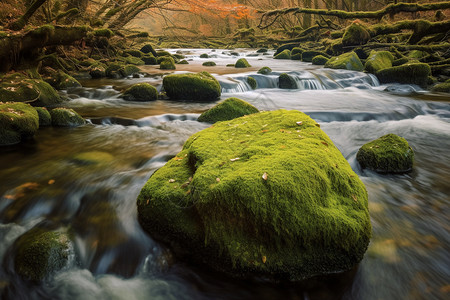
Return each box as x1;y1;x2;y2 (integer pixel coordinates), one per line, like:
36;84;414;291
160;57;176;70
35;107;51;127
197;97;259;123
226;64;235;67
0;102;39;146
119;65;140;77
291;47;304;56
200;53;209;58
278;73;297;89
124;50;144;58
45;71;81;90
312;55;329;65
71;151;114;165
256;48;268;53
357;134;414;173
376;63;431;87
274;49;291;59
301;50;329;63
122;83;158;101
50;108;85;127
364;51;394;74
235;58;251;68
431;82;450;93
163;72;221;101
257;67;272;75
291;53;302;60
123;56;145;66
93;28;114;38
342;22;371;46
202;61;216;66
89;66;106;78
178;60;189;65
156;51;172;57
105;63;123;78
325;51;364;71
247;77;257;89
137;109;371;281
142;55;158;65
14;228;70;281
140;44;157;56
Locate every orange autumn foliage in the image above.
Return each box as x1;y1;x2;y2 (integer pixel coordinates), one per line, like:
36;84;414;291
170;0;254;20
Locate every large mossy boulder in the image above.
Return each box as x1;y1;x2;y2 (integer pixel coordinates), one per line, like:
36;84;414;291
274;49;291;59
163;72;221;101
142;55;158;65
122;83;158;101
364;51;394;74
356;133;414;173
50;108;85;127
375;63;431;87
13;228;70;281
325;52;364;71
137;110;371;281
197;98;259;123
278;73;297;89
160;57;176;70
342;22;371;46
0;102;39;146
235;58;251;68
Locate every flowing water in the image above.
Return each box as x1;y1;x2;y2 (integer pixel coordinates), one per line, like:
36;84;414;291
0;49;449;300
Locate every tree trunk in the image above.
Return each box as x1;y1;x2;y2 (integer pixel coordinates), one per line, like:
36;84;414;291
8;0;48;31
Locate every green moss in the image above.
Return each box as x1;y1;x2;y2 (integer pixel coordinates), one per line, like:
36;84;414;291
325;52;364;71
160;57;176;70
142;55;158;65
235;58;251;68
93;28;114;38
137;110;371;281
364;51;394;74
119;65;140;77
200;53;209;58
163;72;221;102
156;51;171;57
392;57;409;67
407;50;427;59
202;61;216;66
257;67;272;75
357;134;414;173
247;77;257;90
257;48;268;53
140;44;157;56
274;49;291;60
198;98;259;123
0;77;61;106
291;53;302;60
301;50;329;62
431;82;450;93
376;63;431;87
14;228;70;281
173;54;185;60
124;50;144;58
105;63;123;78
178;60;189;65
0;102;39;146
291;47;304;56
122;83;158;101
312;55;329;65
50;108;85;127
226;64;235;67
342;22;371;46
45;71;81;90
278;73;297;89
35;107;51;127
123;56;145;66
89;66;106;78
71;151;114;165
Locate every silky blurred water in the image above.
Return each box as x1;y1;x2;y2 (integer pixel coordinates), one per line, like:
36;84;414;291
0;49;449;300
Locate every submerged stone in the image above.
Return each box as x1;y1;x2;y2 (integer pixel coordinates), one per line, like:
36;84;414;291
0;102;39;146
137;110;372;281
235;58;251;68
50;108;85;127
14;228;71;281
71;151;114;165
163;72;221;101
356;133;414;173
325;51;364;71
122;83;158;101
247;76;257;89
376;63;431;87
197;97;259;123
278;73;297;89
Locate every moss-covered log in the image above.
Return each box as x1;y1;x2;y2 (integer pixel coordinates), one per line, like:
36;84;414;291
359;43;450;52
258;2;450;29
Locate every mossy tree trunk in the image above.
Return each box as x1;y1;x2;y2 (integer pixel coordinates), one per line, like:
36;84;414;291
8;0;48;31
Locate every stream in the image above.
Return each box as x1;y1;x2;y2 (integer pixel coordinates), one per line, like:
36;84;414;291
0;49;449;300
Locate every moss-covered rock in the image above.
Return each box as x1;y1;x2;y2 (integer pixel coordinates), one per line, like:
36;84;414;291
35;107;51;127
312;55;329;65
14;228;70;281
140;44;157;56
325;52;364;71
256;48;268;53
197;98;259;123
291;47;304;56
356;133;414;173
105;63;123;78
257;67;272;75
156;51;172;57
202;61;216;66
122;83;158;101
0;102;39;146
89;65;106;78
247;77;257;90
342;22;371;46
123;56;145;66
45;71;81;90
137;109;371;281
278;73;297;89
291;53;302;60
160;57;176;70
50;108;85;127
392;57;409;67
376;63;431;87
119;65;140;77
142;55;158;65
93;28;114;38
200;53;209;58
431;82;450;93
178;60;189;65
163;72;221;101
274;49;291;59
364;51;394;74
235;58;251;68
301;50;329;62
124;50;144;58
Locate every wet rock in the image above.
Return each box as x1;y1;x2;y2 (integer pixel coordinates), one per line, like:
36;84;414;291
202;61;216;67
140;44;157;56
197;97;259;123
163;71;221;101
257;66;272;75
200;53;209;58
274;49;291;59
35;107;51;127
142;55;158;65
122;83;158;101
50;108;85;127
160;57;176;70
357;133;414;173
247;76;257;89
364;51;394;74
235;58;251;68
119;65;140;77
312;55;329;65
325;51;364;71
0;102;39;146
301;50;329;63
137;110;371;281
342;22;370;46
278;73;297;89
376;63;431;87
